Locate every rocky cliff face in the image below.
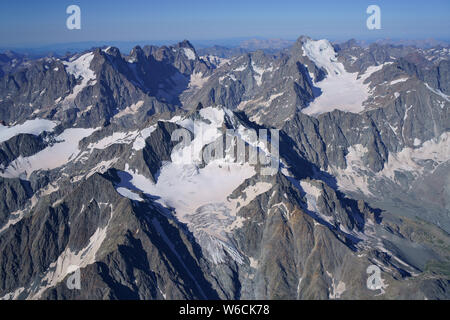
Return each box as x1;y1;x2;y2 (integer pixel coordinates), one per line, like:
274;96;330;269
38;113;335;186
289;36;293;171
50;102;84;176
0;37;448;300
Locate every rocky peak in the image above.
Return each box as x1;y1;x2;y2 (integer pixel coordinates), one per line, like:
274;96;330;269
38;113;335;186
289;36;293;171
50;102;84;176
129;45;146;62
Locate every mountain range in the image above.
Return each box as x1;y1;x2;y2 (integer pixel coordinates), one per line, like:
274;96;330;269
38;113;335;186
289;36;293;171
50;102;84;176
0;36;449;300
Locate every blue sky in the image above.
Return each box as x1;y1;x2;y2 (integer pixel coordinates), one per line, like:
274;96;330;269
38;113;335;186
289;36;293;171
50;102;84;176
1;0;449;47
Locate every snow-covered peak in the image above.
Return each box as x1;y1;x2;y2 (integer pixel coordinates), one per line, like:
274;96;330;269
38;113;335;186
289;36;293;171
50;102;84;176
302;39;345;76
63;52;95;79
62;52;97;103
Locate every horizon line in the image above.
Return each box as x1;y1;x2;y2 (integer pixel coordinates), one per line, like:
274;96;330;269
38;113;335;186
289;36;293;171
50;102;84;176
1;36;449;53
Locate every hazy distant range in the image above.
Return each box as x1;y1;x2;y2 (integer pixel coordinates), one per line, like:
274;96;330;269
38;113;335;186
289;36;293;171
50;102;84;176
0;37;448;57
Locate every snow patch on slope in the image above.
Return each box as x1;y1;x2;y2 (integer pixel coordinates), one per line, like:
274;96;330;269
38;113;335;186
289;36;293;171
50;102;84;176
331;132;450;196
425;83;450;102
62;52;96;103
329;144;373;196
299;180;335;224
390;77;409;85
114;100;145;119
251;61;273;86
182;48;196;60
1;128;98;179
116;187;143;201
200;55;229;68
189;72;209;89
299;180;322;213
0;119;58;143
132;126;157;150
329;278;346;299
378;132;449;180
31;204;114;299
87;131;138;150
83;124;156;153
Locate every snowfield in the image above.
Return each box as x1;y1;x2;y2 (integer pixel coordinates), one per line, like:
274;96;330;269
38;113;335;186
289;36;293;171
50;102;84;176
111;106;280;264
301;39;388;116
